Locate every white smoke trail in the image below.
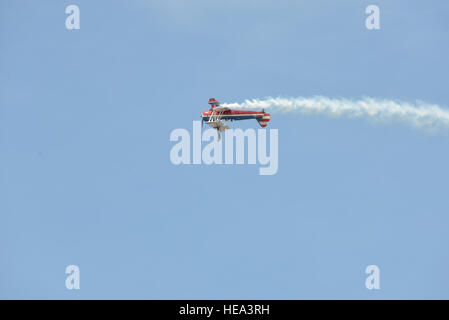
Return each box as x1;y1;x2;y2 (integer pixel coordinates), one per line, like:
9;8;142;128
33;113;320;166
222;96;449;130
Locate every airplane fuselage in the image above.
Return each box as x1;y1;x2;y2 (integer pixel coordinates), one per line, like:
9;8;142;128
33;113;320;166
201;109;271;127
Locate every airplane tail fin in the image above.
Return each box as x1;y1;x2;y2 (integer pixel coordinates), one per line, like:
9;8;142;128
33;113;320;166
257;113;271;128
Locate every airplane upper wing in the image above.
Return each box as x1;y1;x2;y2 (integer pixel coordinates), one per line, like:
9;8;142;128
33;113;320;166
213;107;230;112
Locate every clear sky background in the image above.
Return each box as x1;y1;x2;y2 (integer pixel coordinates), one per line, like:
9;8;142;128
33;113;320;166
1;0;449;299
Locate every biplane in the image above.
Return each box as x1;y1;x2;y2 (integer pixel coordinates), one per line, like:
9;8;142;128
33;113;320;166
200;98;271;140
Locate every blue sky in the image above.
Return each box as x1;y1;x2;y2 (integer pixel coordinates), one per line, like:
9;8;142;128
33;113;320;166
1;0;449;299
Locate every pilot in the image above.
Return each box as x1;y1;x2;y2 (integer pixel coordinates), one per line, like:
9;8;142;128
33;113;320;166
208;98;220;109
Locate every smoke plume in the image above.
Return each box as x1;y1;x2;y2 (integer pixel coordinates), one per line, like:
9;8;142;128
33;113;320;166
222;96;449;130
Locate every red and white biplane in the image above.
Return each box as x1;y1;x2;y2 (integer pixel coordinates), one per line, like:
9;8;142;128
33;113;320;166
201;98;271;140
